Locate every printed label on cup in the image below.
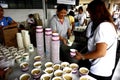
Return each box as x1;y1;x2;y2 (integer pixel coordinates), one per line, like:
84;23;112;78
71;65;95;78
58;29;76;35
70;49;77;57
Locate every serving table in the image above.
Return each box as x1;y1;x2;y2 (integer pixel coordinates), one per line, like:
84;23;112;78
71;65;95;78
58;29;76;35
8;49;96;80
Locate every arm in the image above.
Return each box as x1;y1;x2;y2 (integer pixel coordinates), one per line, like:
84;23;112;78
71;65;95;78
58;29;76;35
67;17;73;37
67;28;72;37
74;42;107;60
71;22;75;31
8;20;17;27
3;17;18;29
71;16;75;31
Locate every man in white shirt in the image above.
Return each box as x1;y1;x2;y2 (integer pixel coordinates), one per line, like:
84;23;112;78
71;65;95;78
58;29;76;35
74;6;86;26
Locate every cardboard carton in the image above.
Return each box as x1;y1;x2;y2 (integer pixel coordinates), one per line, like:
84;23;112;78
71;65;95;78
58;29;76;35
0;27;18;47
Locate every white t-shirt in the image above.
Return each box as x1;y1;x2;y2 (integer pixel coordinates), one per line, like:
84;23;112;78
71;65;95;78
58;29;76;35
27;17;35;24
87;22;118;76
49;15;70;39
86;21;93;38
75;12;86;26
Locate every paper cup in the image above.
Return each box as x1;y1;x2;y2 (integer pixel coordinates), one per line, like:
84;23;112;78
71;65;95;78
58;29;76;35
63;67;72;74
70;63;79;74
53;64;61;71
11;48;18;52
54;70;63;77
15;55;22;64
61;62;70;69
67;40;73;46
19;73;31;80
79;67;89;76
44;67;54;77
18;49;25;55
31;68;41;79
45;62;53;68
23;53;29;61
34;56;41;62
79;76;89;80
33;61;42;69
5;53;11;57
69;35;75;42
70;63;79;69
63;74;73;80
20;62;29;72
70;49;77;57
13;52;18;57
40;74;51;80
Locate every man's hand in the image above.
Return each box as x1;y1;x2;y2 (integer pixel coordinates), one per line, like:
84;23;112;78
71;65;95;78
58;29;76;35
2;26;9;30
62;38;67;45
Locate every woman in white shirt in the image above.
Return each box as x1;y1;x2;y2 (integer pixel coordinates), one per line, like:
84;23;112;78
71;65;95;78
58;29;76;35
74;0;118;80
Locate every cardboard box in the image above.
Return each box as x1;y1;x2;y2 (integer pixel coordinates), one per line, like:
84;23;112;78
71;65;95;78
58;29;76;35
36;19;43;26
2;27;18;47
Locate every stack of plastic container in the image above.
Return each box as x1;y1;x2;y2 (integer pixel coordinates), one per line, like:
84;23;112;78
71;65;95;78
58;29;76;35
36;26;45;58
45;28;52;61
51;33;60;64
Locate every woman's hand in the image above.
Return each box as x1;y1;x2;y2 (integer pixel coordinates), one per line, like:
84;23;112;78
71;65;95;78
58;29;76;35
74;51;83;60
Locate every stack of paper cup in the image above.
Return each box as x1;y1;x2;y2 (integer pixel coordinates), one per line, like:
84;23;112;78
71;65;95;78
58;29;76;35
36;26;45;58
16;33;24;49
24;30;31;49
21;30;31;49
51;33;60;64
45;28;52;61
21;30;26;47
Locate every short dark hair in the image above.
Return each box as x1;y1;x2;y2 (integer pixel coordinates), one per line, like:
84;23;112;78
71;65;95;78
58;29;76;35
69;11;75;16
87;0;116;32
57;4;67;12
28;14;34;17
78;6;83;11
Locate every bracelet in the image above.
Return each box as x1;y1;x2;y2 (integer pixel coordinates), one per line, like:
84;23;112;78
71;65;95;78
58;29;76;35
81;54;85;60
